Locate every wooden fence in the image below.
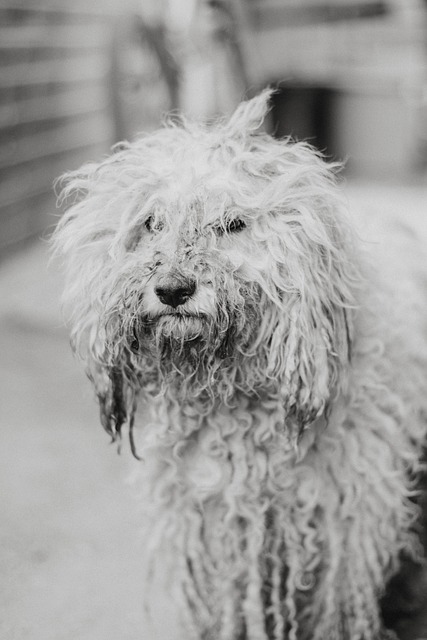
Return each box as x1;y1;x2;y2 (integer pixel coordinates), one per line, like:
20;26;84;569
0;0;122;253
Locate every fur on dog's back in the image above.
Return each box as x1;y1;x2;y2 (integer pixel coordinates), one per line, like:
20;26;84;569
52;91;427;640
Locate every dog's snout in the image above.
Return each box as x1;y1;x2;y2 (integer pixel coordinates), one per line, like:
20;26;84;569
155;275;196;308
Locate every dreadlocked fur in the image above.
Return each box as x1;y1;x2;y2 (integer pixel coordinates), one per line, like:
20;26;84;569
52;91;427;640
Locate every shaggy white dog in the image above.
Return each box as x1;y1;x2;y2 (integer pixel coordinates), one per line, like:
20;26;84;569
53;92;427;640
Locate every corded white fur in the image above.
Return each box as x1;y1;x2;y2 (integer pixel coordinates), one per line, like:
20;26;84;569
52;91;427;640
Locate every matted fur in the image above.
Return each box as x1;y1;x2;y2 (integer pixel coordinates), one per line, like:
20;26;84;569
52;91;427;640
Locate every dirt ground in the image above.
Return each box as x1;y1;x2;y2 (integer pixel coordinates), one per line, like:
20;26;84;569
1;179;426;640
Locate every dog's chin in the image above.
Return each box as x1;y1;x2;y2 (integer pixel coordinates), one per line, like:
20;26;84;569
129;312;213;358
131;311;235;367
155;314;207;342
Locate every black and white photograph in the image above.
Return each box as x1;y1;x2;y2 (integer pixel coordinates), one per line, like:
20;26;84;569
1;1;427;639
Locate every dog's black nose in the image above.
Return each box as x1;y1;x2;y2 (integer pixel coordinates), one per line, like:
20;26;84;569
155;275;196;308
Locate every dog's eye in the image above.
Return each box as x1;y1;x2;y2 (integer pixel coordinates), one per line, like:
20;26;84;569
145;216;163;233
227;219;246;233
215;219;246;236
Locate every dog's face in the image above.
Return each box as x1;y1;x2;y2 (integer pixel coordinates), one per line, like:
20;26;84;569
121;165;267;362
53;91;357;446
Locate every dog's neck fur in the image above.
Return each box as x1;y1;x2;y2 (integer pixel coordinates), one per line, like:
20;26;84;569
134;331;422;640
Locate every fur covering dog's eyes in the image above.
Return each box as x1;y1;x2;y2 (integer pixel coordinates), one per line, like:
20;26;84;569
215;218;246;236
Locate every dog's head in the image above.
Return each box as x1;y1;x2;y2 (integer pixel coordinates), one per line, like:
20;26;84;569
53;91;358;449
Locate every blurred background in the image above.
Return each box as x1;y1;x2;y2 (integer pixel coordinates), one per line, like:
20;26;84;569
1;1;427;639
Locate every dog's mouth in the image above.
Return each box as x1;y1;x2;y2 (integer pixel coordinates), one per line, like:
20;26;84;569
156;313;207;339
130;312;209;351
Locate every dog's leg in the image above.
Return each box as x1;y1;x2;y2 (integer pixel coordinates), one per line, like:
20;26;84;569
381;454;427;640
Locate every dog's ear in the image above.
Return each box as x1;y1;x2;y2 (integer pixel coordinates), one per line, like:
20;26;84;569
86;357;140;458
266;295;353;436
251;148;357;439
87;361;127;440
224;88;274;137
52;157;146;457
253;288;352;445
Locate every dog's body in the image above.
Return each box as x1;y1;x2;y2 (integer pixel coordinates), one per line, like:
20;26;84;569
53;92;427;640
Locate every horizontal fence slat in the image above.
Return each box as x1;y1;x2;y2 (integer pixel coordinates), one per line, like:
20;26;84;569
0;115;113;170
0;0;122;18
0;52;110;89
0;85;110;128
248;1;390;29
0;23;110;50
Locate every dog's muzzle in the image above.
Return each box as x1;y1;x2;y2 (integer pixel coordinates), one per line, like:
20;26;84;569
127;270;233;356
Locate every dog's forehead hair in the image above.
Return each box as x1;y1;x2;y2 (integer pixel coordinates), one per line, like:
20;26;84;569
148;183;235;230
